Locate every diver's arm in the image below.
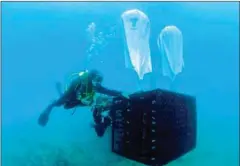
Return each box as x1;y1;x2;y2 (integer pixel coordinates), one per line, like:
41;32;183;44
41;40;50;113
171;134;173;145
94;83;122;97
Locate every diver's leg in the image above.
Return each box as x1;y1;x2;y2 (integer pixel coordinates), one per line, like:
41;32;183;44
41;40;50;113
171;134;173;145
38;92;71;127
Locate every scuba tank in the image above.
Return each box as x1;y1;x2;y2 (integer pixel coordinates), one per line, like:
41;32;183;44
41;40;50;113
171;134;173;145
66;71;95;104
77;71;95;103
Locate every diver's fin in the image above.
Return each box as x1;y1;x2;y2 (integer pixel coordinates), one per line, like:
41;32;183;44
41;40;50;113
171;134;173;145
55;82;63;96
38;106;52;127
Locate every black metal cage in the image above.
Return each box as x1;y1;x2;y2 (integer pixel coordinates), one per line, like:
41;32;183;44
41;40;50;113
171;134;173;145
111;89;197;166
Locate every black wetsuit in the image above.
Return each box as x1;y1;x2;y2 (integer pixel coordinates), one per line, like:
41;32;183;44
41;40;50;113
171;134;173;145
91;97;113;137
53;76;122;109
58;79;121;137
38;73;123;128
92;106;112;137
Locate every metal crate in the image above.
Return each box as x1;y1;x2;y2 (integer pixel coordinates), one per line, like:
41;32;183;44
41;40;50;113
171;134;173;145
111;89;197;166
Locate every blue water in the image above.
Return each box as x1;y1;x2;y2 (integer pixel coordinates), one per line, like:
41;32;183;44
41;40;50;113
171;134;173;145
2;2;239;166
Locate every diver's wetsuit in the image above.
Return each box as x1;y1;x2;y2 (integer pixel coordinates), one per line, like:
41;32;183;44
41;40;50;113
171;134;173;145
57;83;121;109
38;73;123;128
54;81;118;137
91;98;113;137
92;106;112;137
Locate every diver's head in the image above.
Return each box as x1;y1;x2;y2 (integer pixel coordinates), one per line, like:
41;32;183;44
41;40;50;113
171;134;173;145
89;69;103;86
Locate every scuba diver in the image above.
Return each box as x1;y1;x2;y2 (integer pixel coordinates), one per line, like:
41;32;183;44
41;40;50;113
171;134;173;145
38;69;129;129
91;94;114;137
